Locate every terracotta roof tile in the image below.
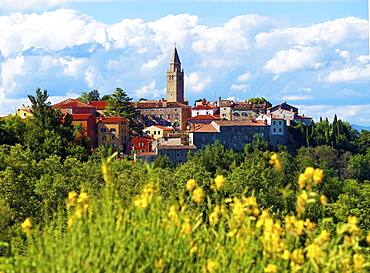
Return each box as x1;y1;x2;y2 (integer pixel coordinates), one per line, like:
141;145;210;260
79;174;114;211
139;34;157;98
190;123;219;133
187;115;219;121
53;99;94;109
87;101;108;110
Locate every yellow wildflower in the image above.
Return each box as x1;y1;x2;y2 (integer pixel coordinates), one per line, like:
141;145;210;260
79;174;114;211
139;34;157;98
190;244;198;256
168;205;179;225
353;254;364;271
264;264;277;273
67;191;78;208
77;191;88;204
269;153;282;171
282;250;290;260
295;220;305;236
304;167;315;177
320;195;327;205
155;258;164;272
366;232;370;245
214;175;225;190
206;259;218;273
21;218;32;233
209;206;220;226
220;205;227;217
306;243;321;261
186;179;196;192
317;230;330;243
291;249;304;264
313;168;324;184
181;217;192;235
304;219;316;231
298;173;307;189
348;216;359;234
67;218;74;230
192;187;205;204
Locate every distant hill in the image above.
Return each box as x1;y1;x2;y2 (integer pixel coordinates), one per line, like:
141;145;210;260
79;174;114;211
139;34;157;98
352;124;370;132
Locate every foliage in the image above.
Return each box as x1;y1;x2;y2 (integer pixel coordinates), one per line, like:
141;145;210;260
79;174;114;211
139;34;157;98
78;90;100;102
0;157;369;272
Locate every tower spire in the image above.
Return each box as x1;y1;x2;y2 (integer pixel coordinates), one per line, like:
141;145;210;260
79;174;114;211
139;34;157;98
166;46;184;103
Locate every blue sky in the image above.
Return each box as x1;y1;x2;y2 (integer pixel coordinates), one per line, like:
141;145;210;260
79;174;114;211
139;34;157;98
0;0;369;124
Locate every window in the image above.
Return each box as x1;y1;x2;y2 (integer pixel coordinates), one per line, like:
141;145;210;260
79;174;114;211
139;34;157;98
111;136;114;140
273;128;276;132
279;128;282;132
242;112;247;117
23;113;27;117
273;121;276;125
160;114;163;119
110;128;116;135
279;121;282;125
154;131;156;135
234;112;240;116
66;109;72;114
167;114;171;119
101;128;107;133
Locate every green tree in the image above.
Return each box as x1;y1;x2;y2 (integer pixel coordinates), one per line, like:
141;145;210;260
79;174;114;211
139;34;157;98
106;88;143;134
78;90;100;102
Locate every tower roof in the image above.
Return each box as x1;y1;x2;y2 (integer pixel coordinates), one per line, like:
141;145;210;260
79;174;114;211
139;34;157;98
170;47;181;64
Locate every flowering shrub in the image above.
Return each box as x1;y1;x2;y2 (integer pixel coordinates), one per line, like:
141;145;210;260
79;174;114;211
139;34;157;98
0;154;369;273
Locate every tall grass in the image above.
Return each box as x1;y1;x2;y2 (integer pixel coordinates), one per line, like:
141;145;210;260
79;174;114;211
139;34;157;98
0;154;369;272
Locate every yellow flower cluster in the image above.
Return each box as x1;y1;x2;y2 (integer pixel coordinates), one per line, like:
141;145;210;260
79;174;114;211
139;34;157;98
67;190;89;229
298;167;324;189
206;259;218;273
213;175;225;191
269;153;282;172
21;217;32;233
231;196;259;228
208;205;226;226
192;187;205;205
133;184;156;208
264;264;277;273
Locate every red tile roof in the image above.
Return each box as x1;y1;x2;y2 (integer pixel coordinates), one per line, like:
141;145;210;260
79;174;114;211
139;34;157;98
192;105;217;110
71;113;94;120
53;99;94;109
131;100;190;109
97;116;126;123
87;101;108;110
187;115;219;121
190;123;219;133
213;120;266;127
146;125;174;131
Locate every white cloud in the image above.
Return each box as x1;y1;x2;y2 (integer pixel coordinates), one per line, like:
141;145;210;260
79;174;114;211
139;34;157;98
324;64;370;83
298;104;370;125
0;9;368;125
0;0;68;11
185;72;211;92
256;17;368;48
237;71;251;82
134;81;164;99
265;46;324;74
230;83;249;92
282;95;312;101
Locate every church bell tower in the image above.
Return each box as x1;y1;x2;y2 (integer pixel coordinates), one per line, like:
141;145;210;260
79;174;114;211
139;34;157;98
166;47;184;103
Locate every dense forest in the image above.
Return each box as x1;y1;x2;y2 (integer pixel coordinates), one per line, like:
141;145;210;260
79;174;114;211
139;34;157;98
0;89;369;272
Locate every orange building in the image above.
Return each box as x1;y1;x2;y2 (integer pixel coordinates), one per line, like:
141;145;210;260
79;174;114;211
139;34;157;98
70;113;97;148
97;116;129;152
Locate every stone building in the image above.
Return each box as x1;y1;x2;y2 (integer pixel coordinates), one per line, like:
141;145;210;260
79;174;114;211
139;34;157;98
166;47;184;103
131;47;191;131
97;116;129;152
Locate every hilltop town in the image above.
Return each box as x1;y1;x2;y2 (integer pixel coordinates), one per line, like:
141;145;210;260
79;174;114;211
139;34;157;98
15;47;314;163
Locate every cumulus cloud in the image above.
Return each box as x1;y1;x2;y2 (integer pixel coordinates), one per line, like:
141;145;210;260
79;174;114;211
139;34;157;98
264;46;324;74
298;104;370;125
324;64;370;83
134;81;164;99
256;17;368;48
282;95;312;101
0;0;68;11
230;83;249;92
185;72;211;92
0;9;368;125
237;72;251;82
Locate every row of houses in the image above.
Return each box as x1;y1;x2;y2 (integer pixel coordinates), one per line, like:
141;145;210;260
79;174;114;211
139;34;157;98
15;47;313;163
